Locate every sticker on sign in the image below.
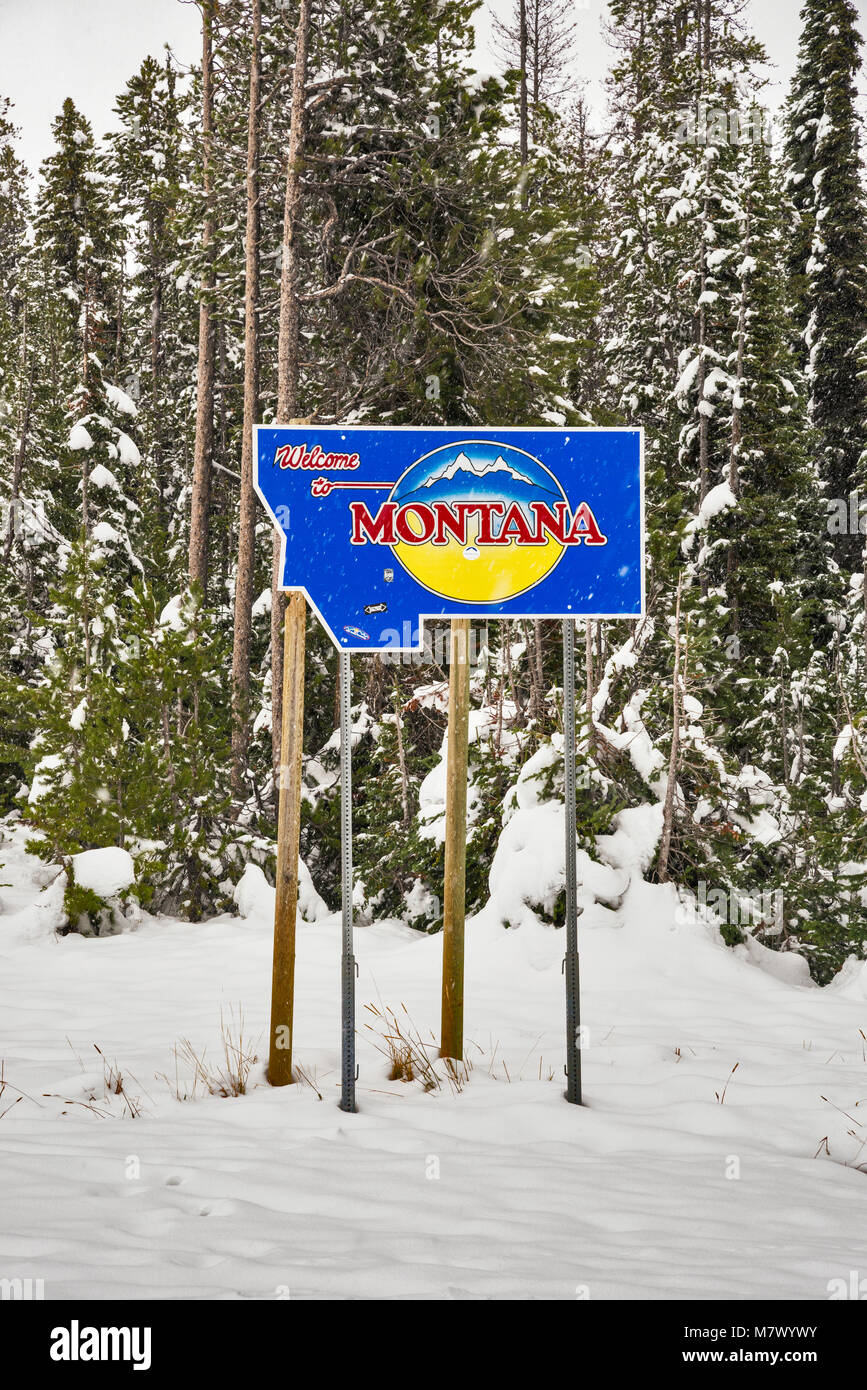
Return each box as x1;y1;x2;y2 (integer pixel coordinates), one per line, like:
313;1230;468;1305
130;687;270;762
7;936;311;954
254;425;644;652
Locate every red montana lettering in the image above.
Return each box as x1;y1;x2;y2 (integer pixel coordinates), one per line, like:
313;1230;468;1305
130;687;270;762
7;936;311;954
349;498;608;546
433;502;477;546
350;501;397;544
566;502;607;545
395;504;435;545
495;502;537;545
475;502;506;544
529;501;569;543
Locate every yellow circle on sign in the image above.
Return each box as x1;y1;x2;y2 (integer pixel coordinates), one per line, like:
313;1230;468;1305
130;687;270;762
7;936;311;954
391;441;568;604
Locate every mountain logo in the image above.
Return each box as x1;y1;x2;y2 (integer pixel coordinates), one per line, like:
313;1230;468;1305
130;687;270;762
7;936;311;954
348;440;606;604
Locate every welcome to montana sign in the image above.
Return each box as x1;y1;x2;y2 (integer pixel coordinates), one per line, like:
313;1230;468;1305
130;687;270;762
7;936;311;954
254;425;644;652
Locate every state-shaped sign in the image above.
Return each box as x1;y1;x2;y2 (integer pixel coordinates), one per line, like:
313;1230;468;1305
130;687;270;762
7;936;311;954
254;425;644;651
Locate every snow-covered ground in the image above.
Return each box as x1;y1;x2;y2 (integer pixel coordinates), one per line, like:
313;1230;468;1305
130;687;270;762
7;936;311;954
2;816;867;1301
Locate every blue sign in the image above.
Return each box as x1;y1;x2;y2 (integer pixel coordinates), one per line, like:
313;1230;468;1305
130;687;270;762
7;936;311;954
254;426;644;651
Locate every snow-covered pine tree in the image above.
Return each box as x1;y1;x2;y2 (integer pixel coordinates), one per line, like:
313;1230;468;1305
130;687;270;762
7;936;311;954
109;53;193;581
0;96;44;808
35;100;144;579
785;0;867;572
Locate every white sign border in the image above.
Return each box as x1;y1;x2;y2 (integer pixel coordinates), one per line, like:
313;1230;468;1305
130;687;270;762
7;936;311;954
253;424;646;653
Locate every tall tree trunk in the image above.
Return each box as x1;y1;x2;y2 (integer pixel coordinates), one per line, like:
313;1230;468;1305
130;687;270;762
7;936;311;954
694;1;710;602
81;265;92;541
729;205;749;500
394;687;410;828
503;619;522;724
4;351;35;566
780;660;789;785
271;0;312;778
115;249;125;382
524;620;542;720
531;0;540;133
149;208;165;529
216;321;230;592
231;0;262;799
585;618;595;757
277;0;310;422
533;617;545;719
80;261;93;688
697;233;709;508
727;198;749;628
728;202;750;503
658;576;684;883
863;550;867;683
188;0;217;592
518;0;528;159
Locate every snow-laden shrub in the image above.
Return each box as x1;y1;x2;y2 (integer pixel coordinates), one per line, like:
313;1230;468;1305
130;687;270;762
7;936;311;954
61;846;139;937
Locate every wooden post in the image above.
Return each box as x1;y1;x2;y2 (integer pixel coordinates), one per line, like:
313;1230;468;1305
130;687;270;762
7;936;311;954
441;618;471;1061
268;589;306;1085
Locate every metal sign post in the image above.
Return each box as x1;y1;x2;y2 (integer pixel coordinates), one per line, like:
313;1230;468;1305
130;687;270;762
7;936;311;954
563;618;583;1105
338;651;357;1113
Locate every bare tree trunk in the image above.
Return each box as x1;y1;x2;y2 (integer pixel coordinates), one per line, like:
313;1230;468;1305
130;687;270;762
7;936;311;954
533;617;545;717
271;0;312;782
277;0;310;423
188;0;217;592
503;619;523;724
695;4;709;610
531;0;540;132
4;352;35;566
231;0;262;799
658;576;683;883
149;209;165;528
519;0;529;199
863;551;867;684
115;249;125;382
697;243;709;507
729;206;749;499
780;659;789;785
524;620;542;720
394;688;410;828
585;618;595;756
80;264;93;687
727;198;749;629
81;266;91;537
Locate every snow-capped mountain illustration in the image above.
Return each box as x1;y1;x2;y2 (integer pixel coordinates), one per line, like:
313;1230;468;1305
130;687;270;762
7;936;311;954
421;451;535;488
395;450;561;508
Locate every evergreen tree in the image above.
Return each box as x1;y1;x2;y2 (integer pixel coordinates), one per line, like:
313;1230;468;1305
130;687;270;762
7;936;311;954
785;0;867;570
110;53;193;577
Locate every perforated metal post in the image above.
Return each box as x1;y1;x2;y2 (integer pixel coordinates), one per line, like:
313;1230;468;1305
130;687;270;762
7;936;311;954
563;618;583;1105
338;651;357;1112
